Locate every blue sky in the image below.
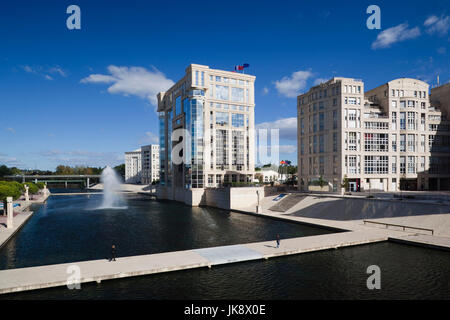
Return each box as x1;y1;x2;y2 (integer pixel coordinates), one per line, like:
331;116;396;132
0;0;449;170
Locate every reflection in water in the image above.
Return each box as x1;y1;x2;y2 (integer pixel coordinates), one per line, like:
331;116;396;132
2;242;449;300
0;194;332;270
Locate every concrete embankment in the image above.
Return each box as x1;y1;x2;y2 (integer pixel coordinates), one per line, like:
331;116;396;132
0;230;388;295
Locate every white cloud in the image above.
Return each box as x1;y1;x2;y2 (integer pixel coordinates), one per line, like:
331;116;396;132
262;87;269;95
0;153;23;167
38;149;123;167
256;117;297;141
5;127;15;134
274;70;313;98
313;78;328;85
437;46;447;54
424;15;450;35
279;145;297;154
49;67;67;77
80;65;174;106
22;65;35;74
20;65;67;80
371;23;421;49
139;131;159;145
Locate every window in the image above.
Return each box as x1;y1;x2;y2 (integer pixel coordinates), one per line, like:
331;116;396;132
420;135;425;152
333;110;338;129
319;135;324;153
392;156;397;174
400;101;406;108
175;96;181;115
231;87;244;102
348;155;357;174
364;133;389;152
407;134;415;152
400;134;406;152
216;130;228;169
364;122;389;130
400;156;406;174
215;85;229;100
364;156;388;174
348;97;357;105
408;156;415;173
216;112;228;125
392;112;397;130
407;112;415;130
333;132;338;152
348;132;357;151
392;101;397;108
319;113;324;131
313;135;317;153
392;134;397;152
400;112;406;130
231;113;244;127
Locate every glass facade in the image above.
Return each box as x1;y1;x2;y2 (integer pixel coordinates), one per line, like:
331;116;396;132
184;98;204;188
231;113;244;128
158;112;166;185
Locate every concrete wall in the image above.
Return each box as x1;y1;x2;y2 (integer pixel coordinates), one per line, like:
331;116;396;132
229;187;264;210
205;188;230;209
157;186;264;210
308;185;331;192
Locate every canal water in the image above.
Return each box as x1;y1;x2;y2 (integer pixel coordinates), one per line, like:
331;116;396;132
1;193;449;299
0;193;333;269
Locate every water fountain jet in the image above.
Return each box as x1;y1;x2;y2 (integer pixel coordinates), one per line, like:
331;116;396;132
97;166;127;209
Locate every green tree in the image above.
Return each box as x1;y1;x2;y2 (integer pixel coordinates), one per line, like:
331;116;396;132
318;175;326;189
0;181;23;201
23;182;39;194
114;164;125;178
341;175;349;191
36;182;45;190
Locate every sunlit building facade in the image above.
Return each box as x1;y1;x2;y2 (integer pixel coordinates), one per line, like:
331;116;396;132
157;64;256;205
297;77;450;192
125;144;159;184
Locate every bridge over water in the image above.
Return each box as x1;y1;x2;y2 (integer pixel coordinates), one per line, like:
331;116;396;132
4;175;101;189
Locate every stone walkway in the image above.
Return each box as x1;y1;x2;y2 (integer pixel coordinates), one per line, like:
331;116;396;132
0;230;388;295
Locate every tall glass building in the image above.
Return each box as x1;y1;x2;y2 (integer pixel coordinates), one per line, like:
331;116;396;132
157;64;256;205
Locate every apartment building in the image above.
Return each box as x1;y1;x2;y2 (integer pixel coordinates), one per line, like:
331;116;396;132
125;144;160;184
125;149;141;183
141;144;160;184
297;77;450;192
157;64;256;205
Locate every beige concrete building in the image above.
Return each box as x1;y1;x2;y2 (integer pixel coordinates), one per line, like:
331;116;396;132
125;144;160;184
157;64;256;205
297;77;450;192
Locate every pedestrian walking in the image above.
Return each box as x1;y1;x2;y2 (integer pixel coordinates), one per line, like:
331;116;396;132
109;244;116;262
276;234;280;248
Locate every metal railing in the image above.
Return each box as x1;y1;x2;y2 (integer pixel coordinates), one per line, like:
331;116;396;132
363;220;434;235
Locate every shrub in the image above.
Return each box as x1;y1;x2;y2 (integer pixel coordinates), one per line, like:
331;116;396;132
0;181;22;201
36;182;45;190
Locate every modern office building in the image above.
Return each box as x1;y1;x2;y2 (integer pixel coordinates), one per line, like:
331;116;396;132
297;77;450;192
125;144;160;184
157;64;256;205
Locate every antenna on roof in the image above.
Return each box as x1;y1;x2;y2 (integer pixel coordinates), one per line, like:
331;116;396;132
437;75;440;87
